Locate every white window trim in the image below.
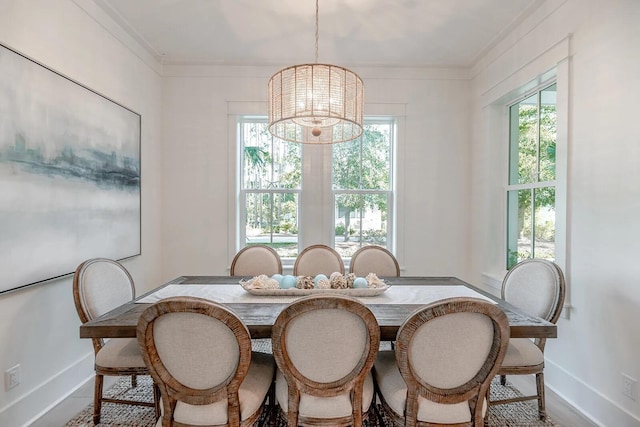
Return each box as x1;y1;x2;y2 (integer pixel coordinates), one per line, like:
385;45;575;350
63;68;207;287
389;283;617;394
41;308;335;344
228;102;406;273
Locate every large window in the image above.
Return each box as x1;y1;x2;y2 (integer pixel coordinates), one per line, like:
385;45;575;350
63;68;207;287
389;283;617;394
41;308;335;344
239;117;395;260
332;119;394;257
506;83;557;269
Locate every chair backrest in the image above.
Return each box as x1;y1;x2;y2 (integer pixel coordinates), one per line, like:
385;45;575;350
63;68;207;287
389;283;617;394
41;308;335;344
293;244;345;276
73;258;135;323
230;244;282;276
272;294;380;426
502;259;566;324
137;296;252;426
395;297;509;426
349;245;400;277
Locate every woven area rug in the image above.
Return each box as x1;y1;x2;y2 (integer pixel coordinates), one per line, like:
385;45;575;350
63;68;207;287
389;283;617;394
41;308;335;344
64;374;558;427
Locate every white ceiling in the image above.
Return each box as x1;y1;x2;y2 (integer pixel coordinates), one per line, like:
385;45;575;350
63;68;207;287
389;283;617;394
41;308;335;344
95;0;542;68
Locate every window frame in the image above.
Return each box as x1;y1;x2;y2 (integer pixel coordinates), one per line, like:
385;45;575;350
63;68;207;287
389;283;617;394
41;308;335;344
236;115;396;263
505;80;560;269
331;117;396;257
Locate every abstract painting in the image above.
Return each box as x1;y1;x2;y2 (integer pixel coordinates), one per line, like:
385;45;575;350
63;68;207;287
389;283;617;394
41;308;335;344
0;43;141;294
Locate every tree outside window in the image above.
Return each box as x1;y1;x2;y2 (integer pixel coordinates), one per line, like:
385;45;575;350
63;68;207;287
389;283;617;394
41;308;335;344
506;84;557;269
332;120;393;257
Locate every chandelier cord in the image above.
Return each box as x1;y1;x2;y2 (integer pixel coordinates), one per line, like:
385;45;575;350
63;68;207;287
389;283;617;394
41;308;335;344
315;0;319;63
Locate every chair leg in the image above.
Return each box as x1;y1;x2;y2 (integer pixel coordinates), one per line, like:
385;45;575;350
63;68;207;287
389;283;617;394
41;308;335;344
154;383;161;420
483;386;491;426
500;374;507;386
93;374;103;424
131;374;137;387
536;372;547;421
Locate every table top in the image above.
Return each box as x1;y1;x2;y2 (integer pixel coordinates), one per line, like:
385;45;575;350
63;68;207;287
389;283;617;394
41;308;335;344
79;276;557;341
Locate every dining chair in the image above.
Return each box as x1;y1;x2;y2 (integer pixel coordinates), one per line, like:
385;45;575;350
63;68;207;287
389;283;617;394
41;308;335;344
373;297;509;427
230;244;283;276
72;258;159;424
271;294;380;426
293;244;345;276
349;245;400;277
136;296;275;427
487;258;566;421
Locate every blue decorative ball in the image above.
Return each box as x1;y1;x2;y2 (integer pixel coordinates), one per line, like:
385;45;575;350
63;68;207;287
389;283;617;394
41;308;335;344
314;274;328;286
353;277;368;288
271;274;283;284
280;275;297;289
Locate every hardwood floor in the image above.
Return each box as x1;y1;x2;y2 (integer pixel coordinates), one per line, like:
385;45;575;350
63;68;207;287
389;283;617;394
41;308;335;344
31;375;596;426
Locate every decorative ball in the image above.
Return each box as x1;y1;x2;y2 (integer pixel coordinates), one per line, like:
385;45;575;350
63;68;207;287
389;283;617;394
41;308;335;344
353;277;368;288
280;275;297;289
271;274;283;284
317;278;331;289
313;274;328;286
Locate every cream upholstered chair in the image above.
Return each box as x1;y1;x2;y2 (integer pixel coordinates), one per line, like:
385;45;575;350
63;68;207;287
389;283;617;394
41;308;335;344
488;259;565;421
349;245;400;277
373;297;509;427
271;294;380;426
230;244;282;276
137;296;275;427
72;258;159;424
293;244;344;276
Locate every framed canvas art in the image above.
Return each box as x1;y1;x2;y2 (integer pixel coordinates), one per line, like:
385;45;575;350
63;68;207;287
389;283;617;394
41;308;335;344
0;43;141;294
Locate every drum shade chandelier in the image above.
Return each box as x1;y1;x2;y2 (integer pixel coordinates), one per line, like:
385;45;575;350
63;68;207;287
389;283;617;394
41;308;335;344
268;0;364;144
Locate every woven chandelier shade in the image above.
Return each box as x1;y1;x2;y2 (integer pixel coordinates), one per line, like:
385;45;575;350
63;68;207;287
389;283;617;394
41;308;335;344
268;63;364;144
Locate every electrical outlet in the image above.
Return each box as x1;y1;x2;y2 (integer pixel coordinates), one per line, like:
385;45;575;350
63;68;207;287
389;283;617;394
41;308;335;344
4;365;20;391
622;373;636;400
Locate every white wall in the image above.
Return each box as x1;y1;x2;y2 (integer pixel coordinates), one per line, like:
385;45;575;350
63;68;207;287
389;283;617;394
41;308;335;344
0;0;163;425
469;0;640;425
159;65;473;279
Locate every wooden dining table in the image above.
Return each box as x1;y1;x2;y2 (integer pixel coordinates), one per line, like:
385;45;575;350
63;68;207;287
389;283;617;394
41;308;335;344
79;276;557;342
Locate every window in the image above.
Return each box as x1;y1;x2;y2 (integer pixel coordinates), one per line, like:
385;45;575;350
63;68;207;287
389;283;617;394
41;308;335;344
239;118;301;258
332;119;394;257
506;83;557;269
238;117;395;260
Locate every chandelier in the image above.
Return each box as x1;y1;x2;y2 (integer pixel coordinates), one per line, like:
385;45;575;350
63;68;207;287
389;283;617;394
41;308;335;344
267;0;364;144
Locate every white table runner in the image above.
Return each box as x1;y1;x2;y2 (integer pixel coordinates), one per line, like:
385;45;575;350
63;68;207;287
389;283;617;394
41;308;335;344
136;284;495;305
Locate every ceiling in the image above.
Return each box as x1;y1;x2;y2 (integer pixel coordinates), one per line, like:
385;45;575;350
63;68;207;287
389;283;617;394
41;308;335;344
95;0;542;68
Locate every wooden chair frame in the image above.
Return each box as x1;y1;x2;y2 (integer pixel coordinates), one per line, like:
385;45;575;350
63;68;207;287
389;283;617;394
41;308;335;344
73;258;159;424
488;259;566;421
230;244;283;276
137;296;270;427
349;245;400;277
272;295;380;427
376;297;510;427
293;244;345;276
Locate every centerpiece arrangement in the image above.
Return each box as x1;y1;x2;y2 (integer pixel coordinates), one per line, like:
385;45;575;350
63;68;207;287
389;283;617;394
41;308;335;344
240;272;389;296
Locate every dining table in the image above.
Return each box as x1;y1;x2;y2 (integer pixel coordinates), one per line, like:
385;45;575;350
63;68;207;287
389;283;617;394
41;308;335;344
79;276;557;341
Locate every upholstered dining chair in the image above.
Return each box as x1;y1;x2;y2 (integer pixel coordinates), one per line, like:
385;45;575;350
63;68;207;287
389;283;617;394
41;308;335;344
487;259;566;421
72;258;159;424
349;245;400;277
271;294;380;426
137;296;275;427
373;297;509;427
230;244;283;276
293;244;345;276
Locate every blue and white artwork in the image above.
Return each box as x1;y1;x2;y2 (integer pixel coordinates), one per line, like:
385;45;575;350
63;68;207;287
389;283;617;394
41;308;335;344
0;43;141;294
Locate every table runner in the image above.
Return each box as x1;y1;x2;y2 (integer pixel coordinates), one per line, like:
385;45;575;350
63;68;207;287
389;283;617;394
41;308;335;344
136;284;496;305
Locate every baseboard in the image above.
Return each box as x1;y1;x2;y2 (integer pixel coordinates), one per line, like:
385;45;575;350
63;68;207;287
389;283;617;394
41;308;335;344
0;352;94;427
545;358;640;426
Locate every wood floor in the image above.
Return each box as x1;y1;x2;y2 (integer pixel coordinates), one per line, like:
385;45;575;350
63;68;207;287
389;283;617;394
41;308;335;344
30;375;596;427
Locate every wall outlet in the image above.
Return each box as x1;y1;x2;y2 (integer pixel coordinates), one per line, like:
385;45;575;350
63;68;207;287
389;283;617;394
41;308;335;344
4;365;20;391
622;373;637;400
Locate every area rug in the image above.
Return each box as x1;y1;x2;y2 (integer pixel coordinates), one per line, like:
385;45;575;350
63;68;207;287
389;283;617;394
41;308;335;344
64;374;557;427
